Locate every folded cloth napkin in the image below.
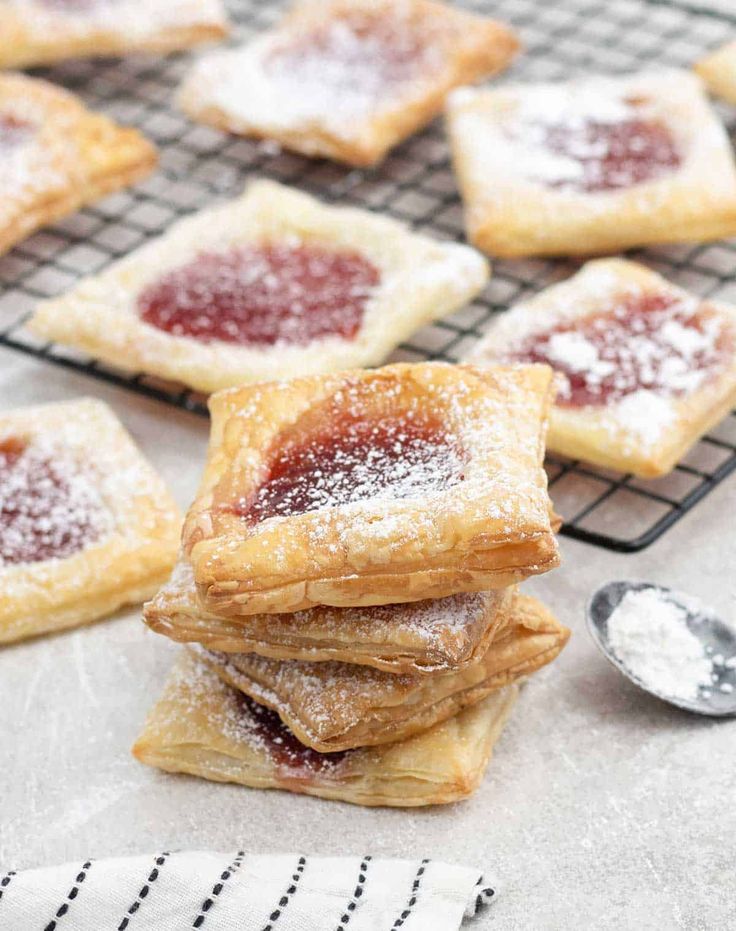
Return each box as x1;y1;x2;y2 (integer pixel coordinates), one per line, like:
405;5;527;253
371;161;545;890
0;851;496;930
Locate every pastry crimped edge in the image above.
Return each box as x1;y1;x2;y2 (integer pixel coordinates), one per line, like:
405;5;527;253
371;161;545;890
132;650;519;807
29;180;489;393
194;593;569;751
446;69;736;258
467;258;736;478
0;398;181;644
182;362;559;614
179;0;518;167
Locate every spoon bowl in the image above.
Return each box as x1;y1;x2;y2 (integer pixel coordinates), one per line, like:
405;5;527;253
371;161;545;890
587;580;736;717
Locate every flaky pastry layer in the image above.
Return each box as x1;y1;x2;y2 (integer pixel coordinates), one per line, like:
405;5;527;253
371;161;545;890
133;651;518;807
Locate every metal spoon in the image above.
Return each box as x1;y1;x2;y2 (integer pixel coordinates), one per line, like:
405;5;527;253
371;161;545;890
587;580;736;717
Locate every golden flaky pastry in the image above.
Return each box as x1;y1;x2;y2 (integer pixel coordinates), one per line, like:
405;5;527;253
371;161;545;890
0;399;180;644
193;593;568;752
179;0;518;166
695;41;736;105
145;558;513;674
29;180;489;393
183;363;559;615
0;0;228;69
133;651;519;807
0;72;156;257
467;259;736;478
447;70;736;257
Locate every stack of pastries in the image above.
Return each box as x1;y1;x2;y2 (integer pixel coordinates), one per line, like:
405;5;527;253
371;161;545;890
134;361;569;807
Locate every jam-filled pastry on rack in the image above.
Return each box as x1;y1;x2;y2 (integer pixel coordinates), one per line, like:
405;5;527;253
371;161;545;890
695;41;736;105
146;560;514;675
177;0;518;167
0;399;180;644
29;180;489;393
446;70;736;258
132;651;518;807
467;259;736;478
182;362;560;616
191;593;568;752
0;73;156;257
0;0;228;69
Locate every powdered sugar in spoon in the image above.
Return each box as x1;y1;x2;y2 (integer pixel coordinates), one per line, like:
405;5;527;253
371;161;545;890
587;580;736;717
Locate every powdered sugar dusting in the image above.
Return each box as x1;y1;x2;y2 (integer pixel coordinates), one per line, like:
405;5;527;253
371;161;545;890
608;588;714;701
242;414;465;523
0;436;111;567
167;654;351;776
506;85;681;192
9;0;225;40
184;2;445;135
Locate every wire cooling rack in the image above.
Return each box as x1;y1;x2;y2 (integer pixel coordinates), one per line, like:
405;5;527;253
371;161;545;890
1;0;736;552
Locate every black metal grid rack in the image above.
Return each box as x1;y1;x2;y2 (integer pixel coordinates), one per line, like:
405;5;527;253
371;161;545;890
1;0;736;552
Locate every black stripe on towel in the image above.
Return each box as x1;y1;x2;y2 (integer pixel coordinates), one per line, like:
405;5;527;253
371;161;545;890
192;850;245;929
0;870;16;903
471;874;495;916
335;855;372;930
117;852;170;930
390;859;430;930
43;860;93;931
261;855;307;931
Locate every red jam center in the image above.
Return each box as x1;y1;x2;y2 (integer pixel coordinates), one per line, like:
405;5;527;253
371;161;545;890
243;695;348;775
0;115;32;149
507;293;732;408
138;245;380;347
240;415;465;523
266;9;431;95
543;117;681;192
0;437;106;566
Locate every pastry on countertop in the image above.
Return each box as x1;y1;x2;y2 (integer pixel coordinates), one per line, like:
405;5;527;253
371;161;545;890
133;650;519;808
0;398;180;644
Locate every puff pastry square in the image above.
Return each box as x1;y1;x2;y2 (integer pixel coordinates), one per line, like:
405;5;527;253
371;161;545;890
183;362;560;615
145;558;513;674
447;70;736;257
193;593;568;752
178;0;518;167
468;259;736;478
29;180;489;394
132;651;519;807
695;41;736;105
0;398;180;643
0;72;156;257
0;0;228;69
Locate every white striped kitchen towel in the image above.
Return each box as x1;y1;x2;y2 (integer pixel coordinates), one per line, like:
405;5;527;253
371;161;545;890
0;851;496;930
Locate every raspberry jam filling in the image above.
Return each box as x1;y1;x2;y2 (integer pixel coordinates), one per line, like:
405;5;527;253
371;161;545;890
0;115;32;149
506;293;732;408
266;10;431;100
241;415;465;523
138;245;380;347
243;695;348;775
0;437;108;566
542;117;681;192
